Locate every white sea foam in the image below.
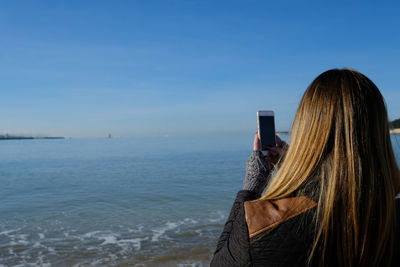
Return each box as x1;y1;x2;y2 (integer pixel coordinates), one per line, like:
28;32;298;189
16;234;28;241
128;224;144;233
10;239;29;246
119;237;148;250
195;229;202;236
80;230;146;251
151;218;199;241
8;248;15;256
0;228;20;236
88;253;117;267
32;259;51;267
100;234;118;245
83;230;104;238
183;218;198;224
2;218;210;265
83;231;120;246
208;210;226;223
20;240;29;245
152;222;178;242
90;258;106;266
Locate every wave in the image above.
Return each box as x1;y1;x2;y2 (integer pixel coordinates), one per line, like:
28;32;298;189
151;218;199;242
0;213;225;266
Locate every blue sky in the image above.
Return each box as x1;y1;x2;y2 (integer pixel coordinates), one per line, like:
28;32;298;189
1;1;399;137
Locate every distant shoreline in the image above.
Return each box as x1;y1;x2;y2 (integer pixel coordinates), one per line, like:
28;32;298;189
0;130;398;139
276;131;289;135
0;136;64;140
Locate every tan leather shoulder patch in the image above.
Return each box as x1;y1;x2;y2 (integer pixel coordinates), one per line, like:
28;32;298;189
244;196;317;239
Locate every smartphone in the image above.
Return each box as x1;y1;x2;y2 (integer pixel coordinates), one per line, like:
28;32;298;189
257;111;276;155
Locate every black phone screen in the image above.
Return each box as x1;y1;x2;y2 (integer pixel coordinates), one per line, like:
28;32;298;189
258;116;276;150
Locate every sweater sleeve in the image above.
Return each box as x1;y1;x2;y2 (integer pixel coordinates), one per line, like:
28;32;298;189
210;190;259;267
243;150;271;195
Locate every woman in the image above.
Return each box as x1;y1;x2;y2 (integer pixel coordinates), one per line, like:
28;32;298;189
211;69;400;267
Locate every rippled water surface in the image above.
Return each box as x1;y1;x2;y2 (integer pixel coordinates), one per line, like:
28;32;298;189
1;135;400;266
0;136;254;266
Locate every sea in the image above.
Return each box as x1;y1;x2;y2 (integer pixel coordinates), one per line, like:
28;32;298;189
1;135;400;267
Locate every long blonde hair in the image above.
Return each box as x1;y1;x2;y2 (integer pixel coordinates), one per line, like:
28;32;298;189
261;69;400;266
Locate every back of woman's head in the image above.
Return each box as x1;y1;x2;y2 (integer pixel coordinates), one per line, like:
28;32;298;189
262;68;400;266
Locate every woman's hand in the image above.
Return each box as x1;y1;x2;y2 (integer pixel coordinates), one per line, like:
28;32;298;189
253;132;286;171
243;133;288;195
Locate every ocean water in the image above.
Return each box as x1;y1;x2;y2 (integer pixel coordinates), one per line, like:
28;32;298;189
1;135;400;266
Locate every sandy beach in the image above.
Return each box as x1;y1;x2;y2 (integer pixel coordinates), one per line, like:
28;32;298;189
390;128;400;134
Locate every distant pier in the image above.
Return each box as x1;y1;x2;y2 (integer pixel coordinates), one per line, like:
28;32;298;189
0;135;64;140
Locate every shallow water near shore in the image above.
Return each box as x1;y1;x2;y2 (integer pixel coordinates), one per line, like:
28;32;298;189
0;135;252;266
1;135;400;266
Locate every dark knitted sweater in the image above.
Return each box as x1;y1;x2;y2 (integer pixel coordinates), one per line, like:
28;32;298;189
210;191;400;267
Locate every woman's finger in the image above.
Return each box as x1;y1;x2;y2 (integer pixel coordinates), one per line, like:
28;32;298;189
253;132;261;151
